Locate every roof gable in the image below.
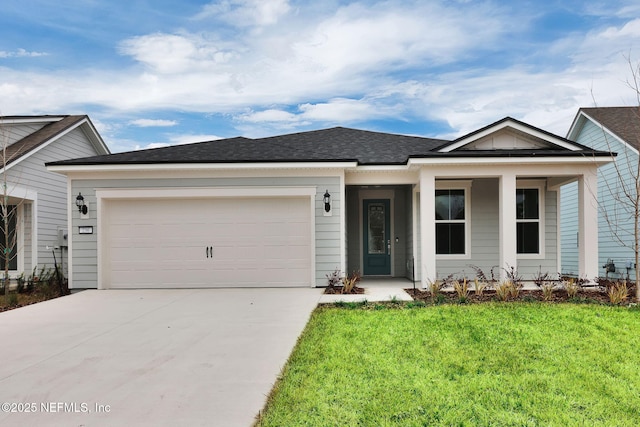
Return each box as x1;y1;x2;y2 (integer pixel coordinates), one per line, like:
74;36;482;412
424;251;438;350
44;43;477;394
568;107;640;152
457;128;555;150
438;117;587;152
0;115;110;169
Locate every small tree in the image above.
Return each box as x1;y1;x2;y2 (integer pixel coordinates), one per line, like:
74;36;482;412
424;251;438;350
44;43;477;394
0;118;25;295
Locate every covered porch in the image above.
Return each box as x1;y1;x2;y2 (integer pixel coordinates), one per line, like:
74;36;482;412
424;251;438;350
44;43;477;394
343;161;600;288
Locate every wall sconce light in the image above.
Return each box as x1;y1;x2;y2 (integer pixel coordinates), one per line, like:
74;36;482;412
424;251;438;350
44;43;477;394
323;190;331;212
76;193;88;215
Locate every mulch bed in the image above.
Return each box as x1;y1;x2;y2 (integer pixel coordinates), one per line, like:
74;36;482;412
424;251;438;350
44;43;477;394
323;286;366;295
406;286;637;305
0;292;64;313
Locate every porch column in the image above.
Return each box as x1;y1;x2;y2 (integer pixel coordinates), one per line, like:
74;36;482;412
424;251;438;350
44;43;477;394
419;169;436;287
499;173;517;281
578;172;598;280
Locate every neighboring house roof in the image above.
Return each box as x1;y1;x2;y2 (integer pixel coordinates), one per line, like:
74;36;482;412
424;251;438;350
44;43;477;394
569;107;640;151
1;115;110;168
47;118;612;168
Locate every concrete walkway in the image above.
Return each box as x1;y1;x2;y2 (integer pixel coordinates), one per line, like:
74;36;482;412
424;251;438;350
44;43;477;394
318;278;416;304
0;288;322;427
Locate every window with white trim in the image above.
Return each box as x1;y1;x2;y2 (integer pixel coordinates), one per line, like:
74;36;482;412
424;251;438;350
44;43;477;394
435;188;467;255
516;188;540;254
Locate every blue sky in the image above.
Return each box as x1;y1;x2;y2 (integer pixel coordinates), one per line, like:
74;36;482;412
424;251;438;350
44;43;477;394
1;0;640;152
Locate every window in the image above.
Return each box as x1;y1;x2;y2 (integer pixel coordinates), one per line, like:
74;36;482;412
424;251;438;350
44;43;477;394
516;188;539;254
0;205;17;270
435;189;466;255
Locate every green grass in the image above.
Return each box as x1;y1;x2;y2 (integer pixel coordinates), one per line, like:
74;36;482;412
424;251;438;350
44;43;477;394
256;303;640;426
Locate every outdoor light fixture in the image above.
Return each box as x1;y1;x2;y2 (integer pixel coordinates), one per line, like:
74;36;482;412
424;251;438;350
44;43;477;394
76;192;88;215
323;189;331;213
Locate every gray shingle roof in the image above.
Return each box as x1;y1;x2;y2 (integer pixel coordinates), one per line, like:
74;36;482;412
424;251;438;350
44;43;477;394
48;127;448;166
47;121;612;168
3;115;87;166
580;107;640;150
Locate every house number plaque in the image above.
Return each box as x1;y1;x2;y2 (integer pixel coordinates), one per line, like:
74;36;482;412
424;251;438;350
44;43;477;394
79;226;94;234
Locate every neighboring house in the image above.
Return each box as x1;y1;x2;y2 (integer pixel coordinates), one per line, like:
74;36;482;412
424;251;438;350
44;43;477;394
0;115;109;280
46;117;611;290
562;107;640;280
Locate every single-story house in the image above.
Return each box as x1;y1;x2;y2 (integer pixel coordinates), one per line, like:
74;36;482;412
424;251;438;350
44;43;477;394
0;115;109;280
46;117;612;289
562;106;640;280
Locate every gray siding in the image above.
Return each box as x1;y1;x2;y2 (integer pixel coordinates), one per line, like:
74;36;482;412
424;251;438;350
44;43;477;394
392;188;407;276
346;187;360;275
517;187;558;277
404;186;415;279
437;178;500;279
423;178;558;281
345;185;411;279
71;176;341;288
562;119;636;279
7;127;102;278
560;181;579;276
3;123;46;146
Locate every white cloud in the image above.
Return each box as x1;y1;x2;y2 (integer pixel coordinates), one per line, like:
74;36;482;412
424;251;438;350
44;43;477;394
239;109;298;123
601;18;640;38
118;33;236;74
0;1;515;118
131;134;223;151
129;119;178;127
0;48;47;58
298;98;391;122
133;142;171;150
237;98;399;128
196;0;291;27
293;2;506;75
3;1;640;150
169;133;225;144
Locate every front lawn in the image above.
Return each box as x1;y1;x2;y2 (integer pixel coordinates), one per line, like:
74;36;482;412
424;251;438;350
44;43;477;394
256;303;640;426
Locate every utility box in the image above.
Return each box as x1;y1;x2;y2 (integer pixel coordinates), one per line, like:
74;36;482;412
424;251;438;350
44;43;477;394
57;228;68;248
603;259;615;273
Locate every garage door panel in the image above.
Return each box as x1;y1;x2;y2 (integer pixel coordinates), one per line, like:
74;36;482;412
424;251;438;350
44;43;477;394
104;196;312;288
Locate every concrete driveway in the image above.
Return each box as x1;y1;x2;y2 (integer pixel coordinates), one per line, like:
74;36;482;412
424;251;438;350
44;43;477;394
0;288;322;427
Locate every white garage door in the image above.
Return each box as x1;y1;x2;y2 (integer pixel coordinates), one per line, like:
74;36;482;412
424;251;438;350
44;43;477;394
103;197;312;288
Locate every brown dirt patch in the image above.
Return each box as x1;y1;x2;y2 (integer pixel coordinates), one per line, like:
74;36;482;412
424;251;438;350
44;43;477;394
405;285;637;305
323;286;365;295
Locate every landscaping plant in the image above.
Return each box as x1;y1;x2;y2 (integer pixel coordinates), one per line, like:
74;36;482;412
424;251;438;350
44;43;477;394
607;281;629;305
473;278;489;296
494;280;517;301
325;268;341;290
533;270;557;301
563;278;580;298
452;278;470;302
426;279;444;298
341;271;361;294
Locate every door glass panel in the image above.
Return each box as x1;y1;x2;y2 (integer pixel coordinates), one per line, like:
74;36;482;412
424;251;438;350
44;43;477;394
368;204;385;254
